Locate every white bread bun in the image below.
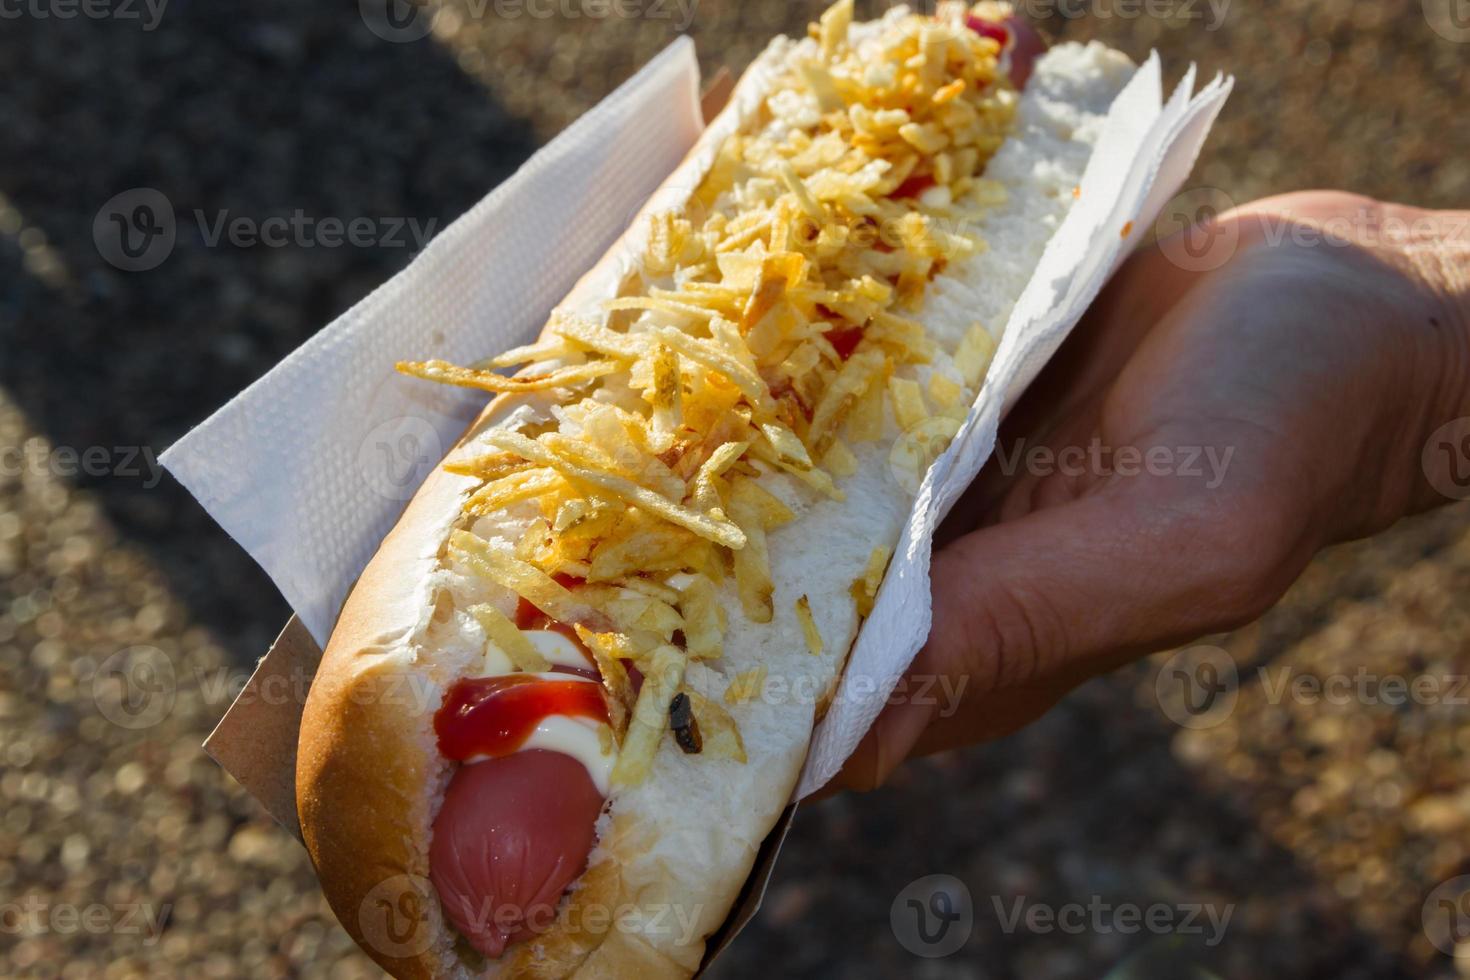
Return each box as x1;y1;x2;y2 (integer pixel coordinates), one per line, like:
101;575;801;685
297;13;1135;978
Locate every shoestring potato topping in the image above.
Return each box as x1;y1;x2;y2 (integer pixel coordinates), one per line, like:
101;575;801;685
400;0;1011;785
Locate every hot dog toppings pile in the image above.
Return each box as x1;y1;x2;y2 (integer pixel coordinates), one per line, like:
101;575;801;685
368;0;1040;965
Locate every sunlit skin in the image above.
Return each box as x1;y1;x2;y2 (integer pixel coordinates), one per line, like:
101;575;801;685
826;191;1470;793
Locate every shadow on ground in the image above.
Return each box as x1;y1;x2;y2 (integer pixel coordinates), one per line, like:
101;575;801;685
0;0;540;661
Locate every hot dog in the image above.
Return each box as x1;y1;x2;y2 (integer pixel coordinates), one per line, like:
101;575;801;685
296;3;1135;977
424;7;1050;960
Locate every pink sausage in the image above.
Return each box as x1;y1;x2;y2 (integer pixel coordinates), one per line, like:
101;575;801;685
429;750;605;959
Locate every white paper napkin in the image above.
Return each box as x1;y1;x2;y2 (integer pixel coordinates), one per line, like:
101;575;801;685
797;58;1233;796
162;39;704;644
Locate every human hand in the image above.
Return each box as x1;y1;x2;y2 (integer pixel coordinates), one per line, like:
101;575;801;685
828;190;1470;792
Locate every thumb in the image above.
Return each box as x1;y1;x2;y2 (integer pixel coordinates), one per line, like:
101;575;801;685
823;484;1283;794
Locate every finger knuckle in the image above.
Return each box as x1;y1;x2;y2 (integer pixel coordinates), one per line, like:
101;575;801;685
940;578;1065;694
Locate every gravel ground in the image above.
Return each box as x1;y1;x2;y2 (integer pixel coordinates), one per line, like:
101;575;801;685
2;1;1468;977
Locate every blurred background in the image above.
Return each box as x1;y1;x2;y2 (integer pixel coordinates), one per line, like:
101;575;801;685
2;0;1468;977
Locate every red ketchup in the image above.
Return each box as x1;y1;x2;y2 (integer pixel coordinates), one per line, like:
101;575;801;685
429;611;613;959
964;14;1008;46
434;674;609;762
824;325;865;361
965;14;1045;89
892;173;938;201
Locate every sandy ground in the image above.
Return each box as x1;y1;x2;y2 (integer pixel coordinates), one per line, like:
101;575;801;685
1;1;1468;977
